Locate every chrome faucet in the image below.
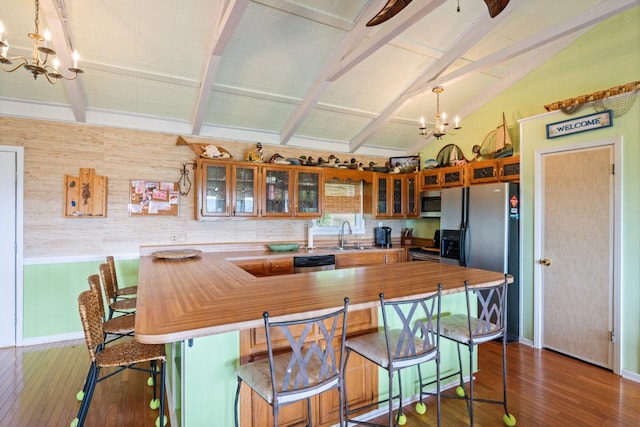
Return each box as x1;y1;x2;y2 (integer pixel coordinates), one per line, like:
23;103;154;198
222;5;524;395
339;221;353;248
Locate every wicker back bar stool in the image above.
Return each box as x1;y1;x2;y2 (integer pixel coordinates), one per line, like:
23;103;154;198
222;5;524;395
99;262;136;319
71;290;167;427
106;255;138;298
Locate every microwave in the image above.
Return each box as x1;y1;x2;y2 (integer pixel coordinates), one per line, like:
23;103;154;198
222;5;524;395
420;190;441;217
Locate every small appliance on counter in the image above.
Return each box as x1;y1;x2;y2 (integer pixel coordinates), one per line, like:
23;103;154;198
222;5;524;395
374;226;392;248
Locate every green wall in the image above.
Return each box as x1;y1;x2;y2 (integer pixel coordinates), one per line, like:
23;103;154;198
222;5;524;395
420;7;640;375
22;259;138;339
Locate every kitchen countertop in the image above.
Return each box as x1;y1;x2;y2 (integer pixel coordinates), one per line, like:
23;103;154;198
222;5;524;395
135;250;507;344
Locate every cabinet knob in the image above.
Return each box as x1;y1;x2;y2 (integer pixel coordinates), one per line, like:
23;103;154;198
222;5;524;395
539;258;551;266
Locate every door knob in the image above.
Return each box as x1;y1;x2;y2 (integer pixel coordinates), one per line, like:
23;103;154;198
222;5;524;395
539;258;551;266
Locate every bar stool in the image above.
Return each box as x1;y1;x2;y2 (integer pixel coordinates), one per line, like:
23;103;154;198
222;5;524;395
71;290;167;427
429;278;516;426
99;262;136;319
234;298;349;427
344;285;442;427
106;255;137;298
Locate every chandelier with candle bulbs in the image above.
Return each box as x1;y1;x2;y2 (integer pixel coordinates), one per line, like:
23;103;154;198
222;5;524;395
0;0;83;84
419;86;461;140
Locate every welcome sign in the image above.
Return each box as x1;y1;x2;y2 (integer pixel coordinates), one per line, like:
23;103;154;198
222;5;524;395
546;110;612;139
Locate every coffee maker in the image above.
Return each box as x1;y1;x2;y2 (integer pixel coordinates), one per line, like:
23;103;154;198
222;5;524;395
374;226;392;248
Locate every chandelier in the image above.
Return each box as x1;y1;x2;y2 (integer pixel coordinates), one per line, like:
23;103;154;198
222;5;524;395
0;0;83;83
419;86;461;139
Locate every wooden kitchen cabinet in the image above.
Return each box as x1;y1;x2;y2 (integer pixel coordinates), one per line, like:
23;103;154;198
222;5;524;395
420;164;466;190
261;164;293;217
197;159;259;218
468;155;520;184
367;173;418;219
335;249;405;269
233;258;294;276
405;173;419;218
197;160;323;219
267;258;294;275
294;167;323;217
197;160;230;217
233;259;267;276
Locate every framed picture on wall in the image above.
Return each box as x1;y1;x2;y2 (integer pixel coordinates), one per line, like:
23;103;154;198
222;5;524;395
389;156;420;172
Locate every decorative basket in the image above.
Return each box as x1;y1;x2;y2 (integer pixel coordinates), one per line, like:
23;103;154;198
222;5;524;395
189;143;233;159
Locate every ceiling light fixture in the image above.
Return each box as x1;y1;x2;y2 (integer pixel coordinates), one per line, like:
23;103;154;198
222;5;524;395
419;86;461;140
0;0;83;83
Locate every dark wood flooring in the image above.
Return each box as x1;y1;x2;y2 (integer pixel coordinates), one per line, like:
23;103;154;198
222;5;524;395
0;339;638;426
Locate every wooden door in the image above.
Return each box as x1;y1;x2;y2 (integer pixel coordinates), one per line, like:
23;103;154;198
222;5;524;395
0;148;17;347
541;146;614;368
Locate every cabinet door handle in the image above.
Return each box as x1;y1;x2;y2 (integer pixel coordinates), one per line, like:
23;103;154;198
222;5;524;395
539;258;551;266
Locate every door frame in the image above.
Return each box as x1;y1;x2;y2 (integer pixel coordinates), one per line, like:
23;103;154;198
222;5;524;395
0;146;24;347
532;137;621;374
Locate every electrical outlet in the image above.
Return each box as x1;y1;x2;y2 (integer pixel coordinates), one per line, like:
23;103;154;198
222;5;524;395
179;233;187;242
170;233;178;243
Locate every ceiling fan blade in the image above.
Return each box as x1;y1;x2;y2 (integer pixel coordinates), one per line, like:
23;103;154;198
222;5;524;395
483;0;511;18
366;0;413;27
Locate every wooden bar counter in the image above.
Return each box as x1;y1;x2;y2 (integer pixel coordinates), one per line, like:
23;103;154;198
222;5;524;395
134;250;510;426
135;251;508;344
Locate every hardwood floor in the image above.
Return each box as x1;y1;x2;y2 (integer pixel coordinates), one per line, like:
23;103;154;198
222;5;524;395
0;339;638;426
0;338;170;427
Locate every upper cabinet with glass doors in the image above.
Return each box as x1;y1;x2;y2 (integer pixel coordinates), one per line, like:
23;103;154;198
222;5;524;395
294;167;323;217
199;160;230;217
197;159;323;220
261;164;292;217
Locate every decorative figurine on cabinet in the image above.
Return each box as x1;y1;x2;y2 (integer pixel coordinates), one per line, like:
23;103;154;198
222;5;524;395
245;142;264;162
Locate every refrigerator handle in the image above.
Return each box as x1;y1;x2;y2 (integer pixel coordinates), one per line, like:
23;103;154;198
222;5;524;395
459;225;466;267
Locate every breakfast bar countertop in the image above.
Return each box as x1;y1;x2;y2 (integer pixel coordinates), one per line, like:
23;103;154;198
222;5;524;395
135;251;509;344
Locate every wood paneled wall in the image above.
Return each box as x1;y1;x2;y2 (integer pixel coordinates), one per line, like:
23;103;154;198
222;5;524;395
0;117;387;258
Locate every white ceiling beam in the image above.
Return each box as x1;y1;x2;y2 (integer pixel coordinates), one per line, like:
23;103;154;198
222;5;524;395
278;0;389;145
414;0;640;95
40;0;87;123
350;0;637;153
327;0;447;82
191;0;249;135
347;0;520;152
406;28;589;155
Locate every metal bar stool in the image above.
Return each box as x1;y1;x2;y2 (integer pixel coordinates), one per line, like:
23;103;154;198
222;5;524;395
427;277;516;426
234;297;349;427
344;285;442;426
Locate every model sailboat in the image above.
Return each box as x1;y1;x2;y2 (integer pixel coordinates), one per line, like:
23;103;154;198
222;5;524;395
494;112;514;158
475;112;514;160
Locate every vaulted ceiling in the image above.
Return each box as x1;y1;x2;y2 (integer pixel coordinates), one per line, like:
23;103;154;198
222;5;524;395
1;0;636;157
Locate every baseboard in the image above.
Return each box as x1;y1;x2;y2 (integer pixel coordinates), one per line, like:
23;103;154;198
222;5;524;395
22;331;84;346
621;370;640;383
340;376;469;426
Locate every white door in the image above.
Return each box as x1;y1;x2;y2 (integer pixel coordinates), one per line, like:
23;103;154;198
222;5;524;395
0;149;17;348
540;145;614;369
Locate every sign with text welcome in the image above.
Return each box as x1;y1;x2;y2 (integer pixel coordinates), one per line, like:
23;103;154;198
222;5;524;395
546;110;612;139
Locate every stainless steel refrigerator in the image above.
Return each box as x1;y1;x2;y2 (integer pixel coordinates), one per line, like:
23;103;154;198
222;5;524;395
440;182;520;342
